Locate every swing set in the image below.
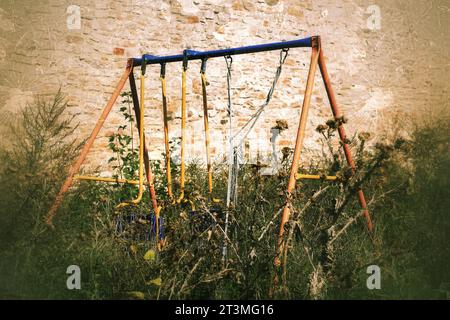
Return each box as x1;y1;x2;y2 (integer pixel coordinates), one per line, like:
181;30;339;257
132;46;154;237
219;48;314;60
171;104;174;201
45;35;373;270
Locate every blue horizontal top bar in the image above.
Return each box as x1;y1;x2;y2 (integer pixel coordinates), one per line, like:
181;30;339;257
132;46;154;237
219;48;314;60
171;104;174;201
132;36;313;67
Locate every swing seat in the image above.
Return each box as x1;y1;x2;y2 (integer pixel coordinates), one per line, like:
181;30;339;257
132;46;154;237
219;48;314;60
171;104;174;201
115;211;137;231
114;210;164;243
114;211;143;241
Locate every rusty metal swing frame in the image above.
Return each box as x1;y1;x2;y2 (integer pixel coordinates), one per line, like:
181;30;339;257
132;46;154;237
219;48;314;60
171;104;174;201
45;60;160;226
45;36;373;270
274;37;373;273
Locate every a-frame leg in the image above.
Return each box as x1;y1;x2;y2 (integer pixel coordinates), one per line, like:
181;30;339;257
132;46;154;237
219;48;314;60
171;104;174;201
274;37;321;268
45;61;133;225
317;43;373;232
129;70;160;224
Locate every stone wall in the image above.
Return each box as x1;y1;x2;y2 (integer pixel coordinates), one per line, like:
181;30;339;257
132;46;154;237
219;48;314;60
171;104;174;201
0;0;448;173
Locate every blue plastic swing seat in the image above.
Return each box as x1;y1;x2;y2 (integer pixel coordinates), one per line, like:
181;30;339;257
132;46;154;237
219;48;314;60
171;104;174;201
114;212;164;241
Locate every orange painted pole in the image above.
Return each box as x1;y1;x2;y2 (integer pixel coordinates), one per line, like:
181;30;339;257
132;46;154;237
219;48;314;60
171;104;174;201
275;37;320;267
45;61;133;225
317;42;373;232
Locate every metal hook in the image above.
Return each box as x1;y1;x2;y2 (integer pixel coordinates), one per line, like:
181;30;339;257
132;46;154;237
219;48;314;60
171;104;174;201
280;48;289;64
225;55;233;69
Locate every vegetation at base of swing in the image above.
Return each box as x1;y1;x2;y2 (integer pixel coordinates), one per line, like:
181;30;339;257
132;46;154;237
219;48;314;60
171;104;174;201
0;90;448;299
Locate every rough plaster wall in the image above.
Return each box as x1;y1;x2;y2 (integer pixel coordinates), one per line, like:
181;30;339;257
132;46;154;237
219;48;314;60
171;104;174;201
0;0;448;173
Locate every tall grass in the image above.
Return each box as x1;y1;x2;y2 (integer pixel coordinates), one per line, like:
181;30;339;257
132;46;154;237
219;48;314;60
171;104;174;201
0;91;448;299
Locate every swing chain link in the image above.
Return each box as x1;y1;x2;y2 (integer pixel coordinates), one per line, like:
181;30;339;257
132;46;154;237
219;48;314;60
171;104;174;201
224;48;290;210
225;54;233;67
224;49;288;262
280;48;289;64
232;48;289;147
225;54;235;204
225;55;233;118
223;54;235;262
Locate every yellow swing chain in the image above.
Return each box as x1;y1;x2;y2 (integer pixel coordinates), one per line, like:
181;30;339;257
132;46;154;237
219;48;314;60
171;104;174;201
160;63;173;200
200;59;221;204
117;64;146;208
176;53;188;204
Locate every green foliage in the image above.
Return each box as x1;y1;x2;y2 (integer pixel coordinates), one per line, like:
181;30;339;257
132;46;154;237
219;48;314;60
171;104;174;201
106;91;139;201
0;90;83;297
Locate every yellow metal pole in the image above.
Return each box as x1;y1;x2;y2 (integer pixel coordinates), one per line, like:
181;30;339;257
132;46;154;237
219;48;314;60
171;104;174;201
200;62;213;195
117;71;146;208
297;173;337;181
74;175;145;185
129;69;161;240
176;63;187;204
160;64;173;199
74;173;336;193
